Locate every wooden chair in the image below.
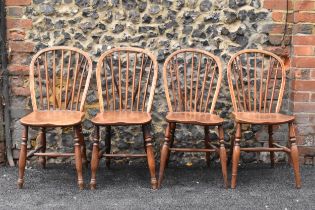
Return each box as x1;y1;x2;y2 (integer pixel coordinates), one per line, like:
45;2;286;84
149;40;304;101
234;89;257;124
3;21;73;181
17;46;93;190
158;49;228;188
227;49;301;189
89;47;159;190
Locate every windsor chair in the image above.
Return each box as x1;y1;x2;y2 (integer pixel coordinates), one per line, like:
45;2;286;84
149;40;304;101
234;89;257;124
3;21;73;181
17;46;93;190
89;47;159;190
227;49;301;189
158;49;228;188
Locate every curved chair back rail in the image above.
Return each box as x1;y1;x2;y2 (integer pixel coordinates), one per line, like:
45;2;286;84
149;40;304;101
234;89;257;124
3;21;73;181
96;47;159;113
29;46;93;111
227;49;286;113
163;48;223;113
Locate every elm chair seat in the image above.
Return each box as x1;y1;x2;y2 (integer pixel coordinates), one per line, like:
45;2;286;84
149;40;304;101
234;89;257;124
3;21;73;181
166;112;224;125
91;111;152;125
232;112;295;125
20;111;85;127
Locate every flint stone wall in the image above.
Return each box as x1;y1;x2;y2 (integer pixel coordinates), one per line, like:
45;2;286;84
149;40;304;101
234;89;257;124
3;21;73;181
10;0;290;166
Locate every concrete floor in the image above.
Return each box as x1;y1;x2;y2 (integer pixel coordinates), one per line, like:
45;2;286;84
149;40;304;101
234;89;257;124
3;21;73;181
0;163;314;210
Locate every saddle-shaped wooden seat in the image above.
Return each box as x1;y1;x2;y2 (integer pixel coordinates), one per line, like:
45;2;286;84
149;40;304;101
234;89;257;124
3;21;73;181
91;111;151;125
166;112;224;125
233;112;295;124
20;111;85;127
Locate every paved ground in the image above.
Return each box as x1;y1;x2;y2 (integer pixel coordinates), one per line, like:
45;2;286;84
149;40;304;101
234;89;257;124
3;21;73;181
0;163;314;210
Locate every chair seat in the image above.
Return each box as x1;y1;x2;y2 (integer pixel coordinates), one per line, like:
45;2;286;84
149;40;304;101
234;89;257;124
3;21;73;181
20;110;85;127
91;111;152;125
166;112;224;125
233;112;295;124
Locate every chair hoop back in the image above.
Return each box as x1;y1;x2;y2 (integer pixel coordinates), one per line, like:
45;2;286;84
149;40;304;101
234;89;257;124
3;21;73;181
96;47;159;113
29;46;93;111
163;48;223;113
227;49;286;113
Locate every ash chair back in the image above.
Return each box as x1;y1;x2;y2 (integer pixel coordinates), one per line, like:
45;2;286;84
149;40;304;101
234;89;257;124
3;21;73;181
163;49;223;113
227;49;286;113
96;47;159;113
29;46;93;111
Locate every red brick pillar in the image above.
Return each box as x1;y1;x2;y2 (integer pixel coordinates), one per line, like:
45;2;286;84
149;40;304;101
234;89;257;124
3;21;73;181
4;0;33;163
264;0;315;149
291;0;315;147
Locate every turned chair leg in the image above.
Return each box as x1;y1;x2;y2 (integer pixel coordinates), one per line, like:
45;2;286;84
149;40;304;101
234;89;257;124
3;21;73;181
17;126;28;189
204;126;211;167
38;127;46;169
218;125;228;188
78;125;88;168
268;125;275;168
231;123;241;189
90;125;100;190
105;126;111;169
227;134;235;165
142;124;157;190
74;126;84;190
165;123;175;168
288;123;302;189
158;123;172;188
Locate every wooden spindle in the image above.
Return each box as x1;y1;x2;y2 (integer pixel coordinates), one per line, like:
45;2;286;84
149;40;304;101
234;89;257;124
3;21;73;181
263;57;273;112
269;62;279;113
37;59;43;109
110;54;116;110
44;52;50;110
125;52;129;110
118;51;122;111
183;52;187;111
194;53;202;112
169;61;178;111
246;53;251;111
199;59;210;111
131;53;138;111
142;61;153;111
64;51;72;109
190;52;194;112
254;53;257;112
136;53;145;111
204;63;216;112
60;50;64;109
259;53;265;112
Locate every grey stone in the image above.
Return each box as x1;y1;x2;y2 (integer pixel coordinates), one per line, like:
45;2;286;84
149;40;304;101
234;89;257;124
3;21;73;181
129;10;140;23
224;10;238;24
229;0;247;9
138;1;147;12
182;25;193;35
33;0;44;4
221;27;230;36
142;14;152;23
75;0;90;7
122;0;137;9
200;0;212;12
192;29;206;39
149;5;161;15
176;0;185;10
204;13;220;23
139;26;156;33
80;21;97;33
250;0;261;8
112;24;125;33
40;4;55;16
